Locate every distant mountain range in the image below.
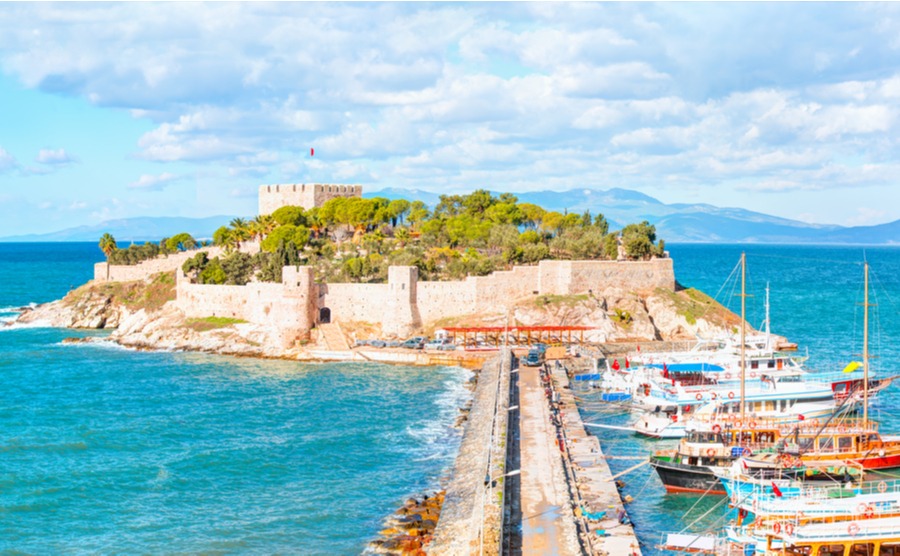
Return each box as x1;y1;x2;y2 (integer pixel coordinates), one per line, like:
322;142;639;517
0;216;236;243
368;187;899;244
1;188;897;244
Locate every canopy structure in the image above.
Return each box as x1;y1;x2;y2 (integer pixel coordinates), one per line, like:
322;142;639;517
646;363;726;373
441;325;593;349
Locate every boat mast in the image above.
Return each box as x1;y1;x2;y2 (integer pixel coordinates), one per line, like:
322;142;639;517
740;252;747;424
864;262;870;427
764;282;771;351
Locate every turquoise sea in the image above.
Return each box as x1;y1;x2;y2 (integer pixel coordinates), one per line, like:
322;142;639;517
2;243;900;554
0;243;470;554
581;244;900;555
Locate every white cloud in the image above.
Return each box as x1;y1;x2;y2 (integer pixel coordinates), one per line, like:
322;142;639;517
35;148;75;165
128;172;182;191
0;3;899;224
0;147;17;173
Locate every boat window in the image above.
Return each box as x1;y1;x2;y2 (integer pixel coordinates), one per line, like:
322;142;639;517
799;438;814;451
688;457;698;466
818;437;835;451
751;360;759;369
768;360;775;368
766;401;776;411
787;547;812;556
817;546;845;556
848;543;874;556
838;436;853;452
880;543;900;556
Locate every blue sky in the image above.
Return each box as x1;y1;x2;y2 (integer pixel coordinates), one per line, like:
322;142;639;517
1;2;900;236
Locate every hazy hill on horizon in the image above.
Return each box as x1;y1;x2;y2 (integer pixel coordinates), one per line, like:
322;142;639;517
1;188;896;244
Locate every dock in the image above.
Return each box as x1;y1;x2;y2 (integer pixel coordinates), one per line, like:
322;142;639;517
429;351;641;555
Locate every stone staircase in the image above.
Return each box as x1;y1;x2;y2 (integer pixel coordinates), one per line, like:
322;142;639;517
318;321;351;352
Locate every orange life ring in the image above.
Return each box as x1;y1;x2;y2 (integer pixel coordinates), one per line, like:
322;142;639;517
773;522;782;534
785;522;795;536
848;522;860;536
711;392;718;400
879;481;888;494
725;372;732;379
735;420;743;428
707;448;717;457
749;421;758;429
857;502;868;515
696;393;703;401
728;391;735;399
864;505;875;519
750;371;757;378
712;424;722;434
796;510;805;520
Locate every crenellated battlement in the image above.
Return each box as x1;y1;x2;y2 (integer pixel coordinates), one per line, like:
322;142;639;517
258;183;363;215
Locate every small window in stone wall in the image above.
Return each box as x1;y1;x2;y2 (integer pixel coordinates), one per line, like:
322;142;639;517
402;284;406;290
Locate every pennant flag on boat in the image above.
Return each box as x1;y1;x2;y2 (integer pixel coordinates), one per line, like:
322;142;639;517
771;482;782;497
611;359;620;371
843;361;862;373
741;459;748;470
625;357;630;369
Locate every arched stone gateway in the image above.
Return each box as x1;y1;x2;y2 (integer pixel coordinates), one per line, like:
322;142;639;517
319;307;331;324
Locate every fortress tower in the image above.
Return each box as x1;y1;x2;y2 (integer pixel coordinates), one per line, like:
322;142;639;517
258;184;363;215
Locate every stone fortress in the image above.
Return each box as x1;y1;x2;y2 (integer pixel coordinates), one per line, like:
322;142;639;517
258;183;362;214
94;183;675;348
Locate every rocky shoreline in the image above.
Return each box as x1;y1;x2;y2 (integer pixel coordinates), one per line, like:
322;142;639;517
7;272;753;362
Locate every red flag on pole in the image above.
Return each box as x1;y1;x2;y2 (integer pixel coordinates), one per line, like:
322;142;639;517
771;482;782;497
611;359;620;371
625;357;630;369
310;148;315;156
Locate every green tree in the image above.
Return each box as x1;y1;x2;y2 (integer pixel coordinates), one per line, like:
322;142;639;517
166;232;197;252
221;252;254;285
200;258;227;284
603;233;619;260
387;199;411;227
593;213;610;236
271;206;308;227
407;201;430;227
260;225;310;253
98;233;118;259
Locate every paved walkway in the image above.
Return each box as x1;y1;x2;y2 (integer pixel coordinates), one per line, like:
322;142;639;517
519;365;581;556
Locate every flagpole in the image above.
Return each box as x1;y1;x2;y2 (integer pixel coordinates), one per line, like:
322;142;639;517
740;252;746;425
864;262;869;428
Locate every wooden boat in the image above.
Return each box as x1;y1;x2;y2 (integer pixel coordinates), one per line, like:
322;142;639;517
652;260;900;494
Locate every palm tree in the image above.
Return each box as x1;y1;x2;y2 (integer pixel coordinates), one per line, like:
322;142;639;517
228;218;251;250
98;233;117;280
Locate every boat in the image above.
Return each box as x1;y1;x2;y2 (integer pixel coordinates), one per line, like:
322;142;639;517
651;259;900;494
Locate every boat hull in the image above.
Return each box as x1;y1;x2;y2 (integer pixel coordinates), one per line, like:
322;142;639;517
651;456;727;495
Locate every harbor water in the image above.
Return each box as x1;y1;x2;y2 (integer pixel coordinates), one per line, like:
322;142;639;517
2;242;900;553
0;243;470;554
578;243;900;555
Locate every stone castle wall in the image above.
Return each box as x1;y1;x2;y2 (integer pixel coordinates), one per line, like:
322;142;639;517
94;247;226;283
258;184;362;214
166;257;674;341
175;266;317;348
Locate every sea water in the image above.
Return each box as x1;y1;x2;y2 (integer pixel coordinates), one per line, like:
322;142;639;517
579;244;900;555
3;243;900;554
0;243;470;554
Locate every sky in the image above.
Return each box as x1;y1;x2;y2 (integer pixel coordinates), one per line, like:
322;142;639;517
2;2;900;236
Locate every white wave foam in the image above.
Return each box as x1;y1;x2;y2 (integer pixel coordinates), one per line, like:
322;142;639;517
0;318;53;331
0;302;37;314
55;338;133;351
406;368;474;462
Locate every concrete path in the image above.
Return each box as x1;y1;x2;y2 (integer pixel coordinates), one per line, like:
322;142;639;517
519;365;581;556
